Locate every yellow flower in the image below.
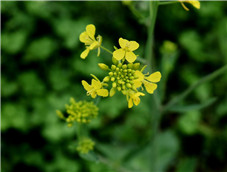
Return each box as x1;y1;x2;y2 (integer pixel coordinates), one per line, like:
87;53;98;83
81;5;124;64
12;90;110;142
123;90;145;108
134;71;161;94
82;78;108;98
179;0;200;11
113;38;139;63
79;24;102;59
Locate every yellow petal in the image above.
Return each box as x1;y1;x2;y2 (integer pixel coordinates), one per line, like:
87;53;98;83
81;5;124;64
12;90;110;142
97;89;108;97
80;48;90;59
113;49;125;60
79;32;89;43
146;72;161;83
89;41;99;50
133;96;140;106
91;79;102;89
134;70;144;81
125;51;137;63
119;38;128;49
144;81;157;94
91;91;97;98
129;41;139;51
81;80;92;91
86;24;96;40
128;98;133;108
134;79;142;88
189;0;200;9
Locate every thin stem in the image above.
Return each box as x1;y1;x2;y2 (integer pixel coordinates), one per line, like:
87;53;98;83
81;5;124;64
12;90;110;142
145;1;160;172
145;1;159;71
159;1;178;6
100;46;113;55
163;65;227;112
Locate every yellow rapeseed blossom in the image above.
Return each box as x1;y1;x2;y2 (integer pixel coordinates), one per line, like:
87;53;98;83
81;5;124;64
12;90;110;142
123;90;145;108
134;70;162;94
56;98;99;126
79;24;102;59
113;38;139;63
76;138;95;154
179;0;200;11
82;77;108;98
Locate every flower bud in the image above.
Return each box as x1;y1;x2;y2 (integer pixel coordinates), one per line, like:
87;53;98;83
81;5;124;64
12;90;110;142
122;64;127;69
127;63;133;69
111;65;117;70
112;82;117;88
103;76;110;82
110;87;116;97
118;63;122;68
109;72;114;76
98;63;109;70
133;63;140;70
126;83;132;88
111;77;115;82
112;57;118;65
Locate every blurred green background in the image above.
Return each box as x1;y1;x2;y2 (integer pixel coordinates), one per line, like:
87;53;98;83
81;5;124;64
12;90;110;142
1;1;227;172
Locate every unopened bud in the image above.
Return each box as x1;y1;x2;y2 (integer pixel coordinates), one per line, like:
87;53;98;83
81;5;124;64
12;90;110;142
111;77;115;82
112;82;117;88
98;63;109;70
111;65;117;70
103;76;110;82
126;83;132;88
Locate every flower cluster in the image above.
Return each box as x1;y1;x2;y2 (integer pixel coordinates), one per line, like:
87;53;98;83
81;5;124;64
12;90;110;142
79;24;161;108
76;138;95;154
56;98;98;127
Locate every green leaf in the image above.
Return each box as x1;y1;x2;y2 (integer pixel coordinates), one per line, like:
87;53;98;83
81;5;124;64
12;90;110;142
178;111;201;135
2;30;27;54
25;37;57;61
169;97;217;113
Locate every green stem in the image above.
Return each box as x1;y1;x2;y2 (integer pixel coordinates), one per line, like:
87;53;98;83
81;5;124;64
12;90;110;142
163;65;227;112
145;1;159;71
159;1;178;6
100;46;113;55
145;1;160;172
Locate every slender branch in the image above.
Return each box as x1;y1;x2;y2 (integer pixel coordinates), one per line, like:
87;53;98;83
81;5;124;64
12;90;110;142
145;1;159;71
162;65;227;112
100;46;113;55
159;1;178;6
145;1;160;172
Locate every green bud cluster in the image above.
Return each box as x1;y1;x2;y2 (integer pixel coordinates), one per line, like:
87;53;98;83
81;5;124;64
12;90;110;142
76;138;95;154
65;98;98;126
105;62;140;93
